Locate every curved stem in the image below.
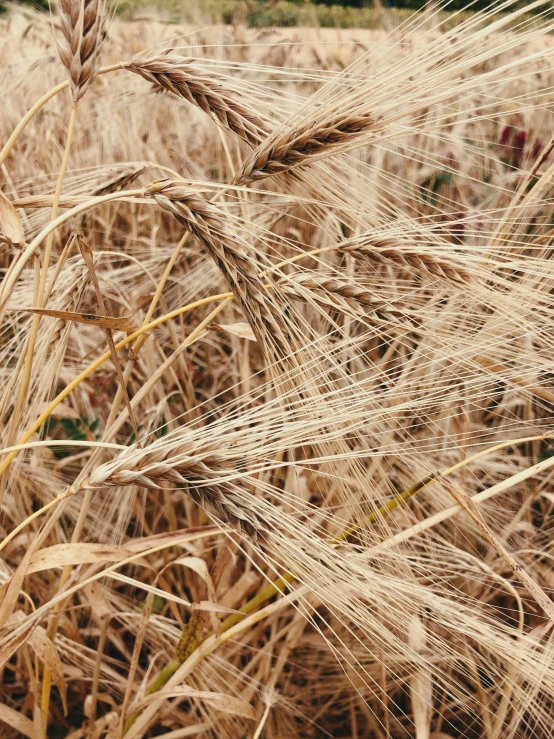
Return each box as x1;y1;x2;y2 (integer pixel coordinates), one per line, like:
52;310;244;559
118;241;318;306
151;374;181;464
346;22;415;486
0;81;68;169
0;291;232;481
0;189;143;310
0;63;124;169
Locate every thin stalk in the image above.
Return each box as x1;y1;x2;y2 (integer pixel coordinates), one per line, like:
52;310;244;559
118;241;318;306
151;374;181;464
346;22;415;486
0;82;69;169
26;103;85;731
91;230;190;456
0;64;123;169
0;292;232;481
0;103;78;509
0;189;144;311
0;440;126;455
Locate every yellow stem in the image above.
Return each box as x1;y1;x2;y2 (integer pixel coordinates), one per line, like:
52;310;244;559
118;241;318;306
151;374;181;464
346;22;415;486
0;292;233;480
2;245;352;481
0;82;68;169
0;189;144;310
35;102;78;734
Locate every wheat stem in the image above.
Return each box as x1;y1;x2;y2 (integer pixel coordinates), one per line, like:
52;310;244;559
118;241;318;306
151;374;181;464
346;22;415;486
0;64;122;169
0;189;143;311
0;103;78;511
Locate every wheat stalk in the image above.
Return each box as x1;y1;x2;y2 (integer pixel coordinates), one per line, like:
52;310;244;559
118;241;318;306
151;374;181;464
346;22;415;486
125;56;272;146
57;0;107;101
0;0;108;507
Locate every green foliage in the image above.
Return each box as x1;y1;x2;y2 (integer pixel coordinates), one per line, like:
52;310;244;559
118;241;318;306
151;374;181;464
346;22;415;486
0;0;48;14
3;0;545;23
113;0;547;28
311;0;537;8
10;0;49;10
43;416;100;459
420;170;452;206
233;0;384;27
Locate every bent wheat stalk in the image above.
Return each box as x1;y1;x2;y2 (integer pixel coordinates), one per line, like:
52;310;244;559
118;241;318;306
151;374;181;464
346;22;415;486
442;475;554;624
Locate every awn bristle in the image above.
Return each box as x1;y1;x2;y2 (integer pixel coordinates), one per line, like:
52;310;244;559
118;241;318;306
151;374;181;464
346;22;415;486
126;56;272;146
57;0;107;100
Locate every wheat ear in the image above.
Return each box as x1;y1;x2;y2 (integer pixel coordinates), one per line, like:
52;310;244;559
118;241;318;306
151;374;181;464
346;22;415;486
235;110;379;182
92;162;149;196
146;179;296;362
125;56;272;146
339;235;471;284
57;0;107;101
79;444;261;536
279;271;417;327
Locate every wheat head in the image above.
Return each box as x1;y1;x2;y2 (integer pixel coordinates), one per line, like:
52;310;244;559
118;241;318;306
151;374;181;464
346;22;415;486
80;443;261;536
146;179;298;363
235;110;379;182
339;234;472;284
126;56;272;146
279;271;417;327
57;0;107;101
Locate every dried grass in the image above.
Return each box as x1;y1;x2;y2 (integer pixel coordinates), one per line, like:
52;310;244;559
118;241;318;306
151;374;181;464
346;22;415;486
1;2;554;738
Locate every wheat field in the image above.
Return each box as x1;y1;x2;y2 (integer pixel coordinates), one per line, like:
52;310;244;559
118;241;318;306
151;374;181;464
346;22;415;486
1;1;554;737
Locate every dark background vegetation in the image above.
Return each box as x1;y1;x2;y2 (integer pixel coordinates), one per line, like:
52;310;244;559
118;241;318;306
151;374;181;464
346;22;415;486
0;1;545;28
3;0;535;12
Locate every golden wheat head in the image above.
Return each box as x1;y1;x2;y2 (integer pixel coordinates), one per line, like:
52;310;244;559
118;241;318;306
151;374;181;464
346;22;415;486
57;0;107;101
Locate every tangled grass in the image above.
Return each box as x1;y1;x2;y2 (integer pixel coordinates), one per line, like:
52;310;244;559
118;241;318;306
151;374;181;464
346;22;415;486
2;1;554;737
